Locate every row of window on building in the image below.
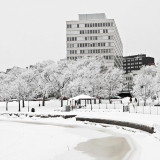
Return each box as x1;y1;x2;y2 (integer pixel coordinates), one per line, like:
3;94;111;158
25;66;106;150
67;55;113;60
126;77;132;81
67;49;114;54
80;29;111;34
67;42;114;48
67;22;114;29
123;58;142;62
124;62;142;65
66;29;113;35
66;35;113;41
123;66;141;69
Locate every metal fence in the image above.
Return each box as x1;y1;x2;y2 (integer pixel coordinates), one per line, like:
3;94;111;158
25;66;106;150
129;105;160;115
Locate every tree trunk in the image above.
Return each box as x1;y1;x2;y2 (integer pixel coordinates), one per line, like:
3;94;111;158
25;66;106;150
22;99;25;108
99;98;101;104
42;96;45;106
60;89;63;107
28;100;29;112
61;98;63;107
6;101;8;111
18;100;21;112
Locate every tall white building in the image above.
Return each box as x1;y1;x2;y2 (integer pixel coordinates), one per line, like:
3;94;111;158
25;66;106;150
66;13;123;68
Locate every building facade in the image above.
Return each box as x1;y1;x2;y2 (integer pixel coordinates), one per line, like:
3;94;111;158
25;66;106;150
119;54;155;97
66;13;123;68
123;54;154;73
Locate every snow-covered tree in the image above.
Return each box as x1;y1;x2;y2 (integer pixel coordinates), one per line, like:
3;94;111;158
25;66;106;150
103;67;124;101
33;60;55;106
65;56;123;102
132;66;156;106
42;59;74;107
7;67;26;109
20;69;37;111
0;73;13;111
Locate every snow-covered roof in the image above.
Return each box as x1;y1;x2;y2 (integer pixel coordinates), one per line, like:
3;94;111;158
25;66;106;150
68;94;96;101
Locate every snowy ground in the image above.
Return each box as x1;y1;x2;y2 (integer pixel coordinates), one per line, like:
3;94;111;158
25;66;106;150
0;100;64;113
1;100;160;159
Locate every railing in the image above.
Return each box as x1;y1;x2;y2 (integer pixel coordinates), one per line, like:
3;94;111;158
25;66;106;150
86;104;123;110
129;105;160;115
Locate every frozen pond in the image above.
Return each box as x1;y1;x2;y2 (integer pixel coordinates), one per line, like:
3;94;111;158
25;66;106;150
0;120;132;160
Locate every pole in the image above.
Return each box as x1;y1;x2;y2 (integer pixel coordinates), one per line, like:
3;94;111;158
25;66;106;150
144;86;146;106
91;99;92;111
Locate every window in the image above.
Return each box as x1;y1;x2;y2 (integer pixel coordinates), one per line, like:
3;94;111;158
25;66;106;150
95;23;97;27
77;24;79;28
67;24;71;28
103;23;105;27
85;24;87;27
79;24;85;28
72;24;77;28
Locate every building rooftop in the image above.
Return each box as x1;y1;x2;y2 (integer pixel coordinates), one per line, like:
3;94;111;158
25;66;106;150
78;13;107;20
123;54;146;59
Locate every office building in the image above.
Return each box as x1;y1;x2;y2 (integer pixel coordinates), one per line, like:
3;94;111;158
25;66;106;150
119;54;155;97
123;54;154;73
66;13;123;68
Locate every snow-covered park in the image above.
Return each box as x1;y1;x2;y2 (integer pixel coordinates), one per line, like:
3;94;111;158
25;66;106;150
0;58;160;159
0;99;160;160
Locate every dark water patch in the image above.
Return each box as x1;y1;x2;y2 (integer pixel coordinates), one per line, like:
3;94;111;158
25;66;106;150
75;136;130;160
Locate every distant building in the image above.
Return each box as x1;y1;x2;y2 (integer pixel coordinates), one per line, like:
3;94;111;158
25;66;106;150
119;54;155;97
123;54;154;73
66;13;123;68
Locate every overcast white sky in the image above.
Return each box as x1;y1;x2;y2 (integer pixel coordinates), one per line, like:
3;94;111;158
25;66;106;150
0;0;160;72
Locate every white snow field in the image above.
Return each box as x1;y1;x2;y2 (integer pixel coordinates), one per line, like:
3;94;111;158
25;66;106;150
1;100;160;159
0;100;65;113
